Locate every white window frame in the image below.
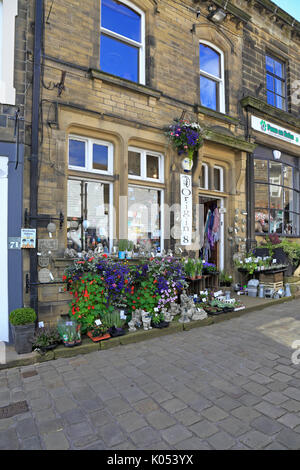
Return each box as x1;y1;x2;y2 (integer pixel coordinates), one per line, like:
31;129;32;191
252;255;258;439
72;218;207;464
213;165;224;192
100;0;145;85
128;183;164;252
199;40;225;114
68;135;114;175
200;163;208;190
0;0;18;105
128;146;164;183
67;176;114;253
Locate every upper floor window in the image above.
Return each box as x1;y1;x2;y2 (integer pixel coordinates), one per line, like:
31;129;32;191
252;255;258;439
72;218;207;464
200;163;208;189
199;42;225;113
266;55;286;111
68;136;113;175
213;166;224;192
128;147;164;183
100;0;145;84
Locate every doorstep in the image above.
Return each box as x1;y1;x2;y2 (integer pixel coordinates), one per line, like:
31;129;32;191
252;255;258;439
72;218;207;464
0;295;295;370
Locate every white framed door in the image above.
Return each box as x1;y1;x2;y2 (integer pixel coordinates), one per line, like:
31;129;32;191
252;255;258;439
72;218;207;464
0;156;8;342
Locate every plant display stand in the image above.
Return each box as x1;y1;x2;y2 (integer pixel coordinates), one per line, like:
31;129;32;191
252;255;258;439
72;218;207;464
186;274;219;295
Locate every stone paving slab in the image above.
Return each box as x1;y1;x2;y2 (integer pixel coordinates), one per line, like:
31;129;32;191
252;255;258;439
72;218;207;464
1;299;300;449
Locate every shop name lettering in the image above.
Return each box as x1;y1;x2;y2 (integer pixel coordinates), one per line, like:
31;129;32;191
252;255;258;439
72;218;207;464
107;454;194;466
181;175;192;245
260;120;299;143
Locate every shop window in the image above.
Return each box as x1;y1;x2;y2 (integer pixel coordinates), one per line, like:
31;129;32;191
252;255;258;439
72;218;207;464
100;0;145;84
200;163;208;189
213;166;224;192
266;54;286;111
0;0;18;104
67;179;113;252
199;42;225;113
68;136;113;175
128;147;164;182
128;185;163;253
254;159;300;236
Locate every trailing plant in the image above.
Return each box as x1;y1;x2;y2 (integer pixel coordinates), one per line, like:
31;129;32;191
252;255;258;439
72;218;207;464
166;118;203;163
202;262;217;274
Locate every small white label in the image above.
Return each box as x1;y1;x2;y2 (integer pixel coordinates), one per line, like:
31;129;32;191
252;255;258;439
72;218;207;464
273;259;277;264
38;321;44;328
95;319;102;325
194;294;198;298
203;298;207;302
120;310;126;319
154;308;159;312
49;272;54;281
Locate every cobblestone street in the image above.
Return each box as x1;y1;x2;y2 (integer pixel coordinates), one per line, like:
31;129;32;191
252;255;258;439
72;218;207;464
1;300;300;450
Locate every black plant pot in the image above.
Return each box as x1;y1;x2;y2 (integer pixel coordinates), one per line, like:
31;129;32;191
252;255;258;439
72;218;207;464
11;323;35;354
152;321;169;329
108;327;126;337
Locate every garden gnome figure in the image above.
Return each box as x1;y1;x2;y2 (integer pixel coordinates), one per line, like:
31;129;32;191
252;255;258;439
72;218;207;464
141;311;152;330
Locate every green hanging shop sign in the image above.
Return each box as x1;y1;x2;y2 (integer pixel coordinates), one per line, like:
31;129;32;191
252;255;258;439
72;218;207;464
251;115;300;147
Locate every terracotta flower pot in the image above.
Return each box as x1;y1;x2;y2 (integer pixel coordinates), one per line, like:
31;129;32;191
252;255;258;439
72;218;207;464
87;331;111;342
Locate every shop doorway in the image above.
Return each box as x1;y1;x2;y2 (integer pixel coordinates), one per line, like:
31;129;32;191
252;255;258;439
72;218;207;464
199;195;224;271
0;156;9;342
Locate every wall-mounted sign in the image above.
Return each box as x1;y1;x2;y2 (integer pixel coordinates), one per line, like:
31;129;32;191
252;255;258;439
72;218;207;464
21;229;36;249
251;115;300;147
38;239;58;251
8;237;21;250
180;174;193;245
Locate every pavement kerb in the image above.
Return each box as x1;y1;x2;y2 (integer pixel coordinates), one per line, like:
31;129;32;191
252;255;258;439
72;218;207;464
0;295;295;370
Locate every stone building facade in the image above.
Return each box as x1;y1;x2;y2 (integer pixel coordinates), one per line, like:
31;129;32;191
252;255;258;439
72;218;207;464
13;0;300;326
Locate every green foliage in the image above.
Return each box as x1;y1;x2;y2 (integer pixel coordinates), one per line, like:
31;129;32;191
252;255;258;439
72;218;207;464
33;326;60;348
104;312;126;329
183;258;196;277
151;311;164;325
57;320;81;343
118;239;128;251
279;239;300;266
126;278;159;314
219;271;233;284
9;308;36;326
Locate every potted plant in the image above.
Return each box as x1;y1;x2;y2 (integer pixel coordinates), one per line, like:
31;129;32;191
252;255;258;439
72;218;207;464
105;312;126;337
87;321;111;342
33;326;61;352
219;271;233;287
118;239;128;259
151;311;169;329
57;319;82;347
126;241;134;259
195;259;203;279
9;308;37;354
184;258;197;280
166;118;203;165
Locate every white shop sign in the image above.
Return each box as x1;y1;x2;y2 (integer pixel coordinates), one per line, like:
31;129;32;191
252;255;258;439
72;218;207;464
180;174;193;245
251;115;300;147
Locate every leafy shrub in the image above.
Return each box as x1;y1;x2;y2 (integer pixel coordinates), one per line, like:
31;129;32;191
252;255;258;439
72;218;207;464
9;308;36;326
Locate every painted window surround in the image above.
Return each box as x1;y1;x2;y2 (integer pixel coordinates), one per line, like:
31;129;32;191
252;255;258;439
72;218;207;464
199;40;225;114
100;0;145;85
0;0;18;105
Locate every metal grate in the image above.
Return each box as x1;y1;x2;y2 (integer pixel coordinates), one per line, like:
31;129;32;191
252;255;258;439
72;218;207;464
22;370;38;378
0;401;29;419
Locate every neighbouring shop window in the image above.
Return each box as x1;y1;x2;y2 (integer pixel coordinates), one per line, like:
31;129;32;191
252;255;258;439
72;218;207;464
199;42;225;113
213;166;224;192
67;179;112;252
128;185;163;252
254;159;300;236
266;54;286;111
128;147;164;182
100;0;145;84
199;163;208;189
68;136;113;175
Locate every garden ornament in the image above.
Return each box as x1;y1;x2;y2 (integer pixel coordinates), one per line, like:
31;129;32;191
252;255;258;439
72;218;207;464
141;310;152;330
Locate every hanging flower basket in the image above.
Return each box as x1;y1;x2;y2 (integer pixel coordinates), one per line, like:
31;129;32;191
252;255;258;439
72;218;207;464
165;118;203;164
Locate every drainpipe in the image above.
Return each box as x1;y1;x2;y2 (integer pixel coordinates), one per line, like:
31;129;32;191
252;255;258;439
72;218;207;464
29;0;43;319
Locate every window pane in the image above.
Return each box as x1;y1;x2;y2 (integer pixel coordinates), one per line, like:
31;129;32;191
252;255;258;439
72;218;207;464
147;154;159;179
284;212;299;236
275;59;283;78
200;164;207;188
214;167;221;191
266;74;274;92
200;44;220;77
294;170;300;191
255;209;269;233
283;165;293;188
255;184;268;208
101;0;141;42
269;161;282;185
293;192;300;214
275;78;285;97
128;151;141;176
69;139;85;167
67;180;82;219
270;185;283;209
86;182;110;245
275;95;284;110
254;159;268;182
270;210;283;234
200;76;217;110
128;187;161;250
100;34;139;82
93;144;108;171
266;56;274;73
267;91;275;106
